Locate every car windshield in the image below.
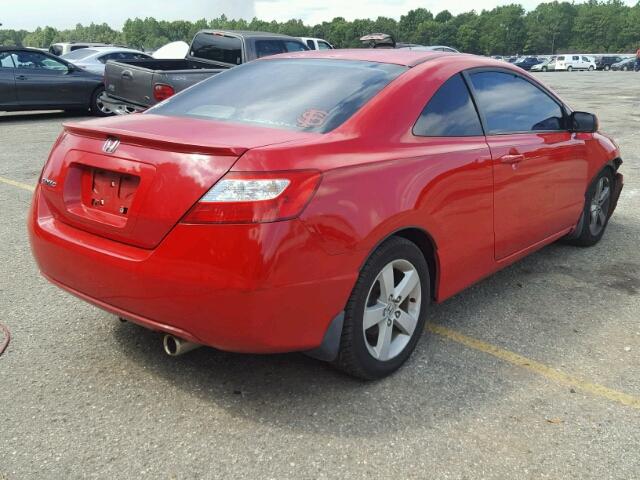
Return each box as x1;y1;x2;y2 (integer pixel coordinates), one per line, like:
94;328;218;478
150;59;407;133
62;49;97;60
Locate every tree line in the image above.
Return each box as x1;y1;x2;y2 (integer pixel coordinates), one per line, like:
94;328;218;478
1;1;639;55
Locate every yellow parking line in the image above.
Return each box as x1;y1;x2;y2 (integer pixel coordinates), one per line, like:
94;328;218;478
0;176;35;192
428;324;640;410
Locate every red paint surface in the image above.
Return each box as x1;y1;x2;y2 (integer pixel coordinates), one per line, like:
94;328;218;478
29;52;621;353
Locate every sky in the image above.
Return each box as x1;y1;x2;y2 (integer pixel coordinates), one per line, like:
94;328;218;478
1;0;637;31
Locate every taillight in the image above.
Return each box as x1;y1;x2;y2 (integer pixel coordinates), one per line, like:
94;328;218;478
182;170;322;224
153;83;175;101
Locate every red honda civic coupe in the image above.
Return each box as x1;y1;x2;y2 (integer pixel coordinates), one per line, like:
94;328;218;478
29;50;623;379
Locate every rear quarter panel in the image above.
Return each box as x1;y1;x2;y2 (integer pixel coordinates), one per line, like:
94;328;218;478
234;56;498;301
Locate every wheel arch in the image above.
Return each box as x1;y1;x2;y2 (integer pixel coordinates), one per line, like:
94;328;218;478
359;226;440;301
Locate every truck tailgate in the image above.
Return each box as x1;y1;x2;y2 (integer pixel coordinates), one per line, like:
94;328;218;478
105;61;154;107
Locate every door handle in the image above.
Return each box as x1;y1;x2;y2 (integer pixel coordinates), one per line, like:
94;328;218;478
16;75;27;80
121;70;133;80
500;154;524;164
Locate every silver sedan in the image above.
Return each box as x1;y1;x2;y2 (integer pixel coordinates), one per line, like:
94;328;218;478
61;47;151;75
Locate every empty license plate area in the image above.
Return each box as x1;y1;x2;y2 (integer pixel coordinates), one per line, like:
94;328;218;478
82;168;140;217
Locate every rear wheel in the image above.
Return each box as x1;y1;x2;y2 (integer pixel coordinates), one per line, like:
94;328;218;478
588;65;595;71
567;66;573;72
333;237;429;380
542;66;548;72
565;169;614;246
90;86;113;117
604;65;611;71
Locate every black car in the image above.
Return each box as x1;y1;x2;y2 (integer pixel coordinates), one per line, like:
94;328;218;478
513;56;542;71
611;57;637;71
595;55;624;71
0;47;109;116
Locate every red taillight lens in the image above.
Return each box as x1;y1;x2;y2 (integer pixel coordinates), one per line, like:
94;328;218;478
182;170;322;224
153;83;175;101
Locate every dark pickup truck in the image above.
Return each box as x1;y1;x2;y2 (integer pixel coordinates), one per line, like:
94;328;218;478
102;30;308;114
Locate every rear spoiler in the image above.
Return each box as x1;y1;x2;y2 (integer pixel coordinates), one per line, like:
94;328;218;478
63;122;247;157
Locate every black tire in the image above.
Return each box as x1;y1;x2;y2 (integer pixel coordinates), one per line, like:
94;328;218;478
542;66;547;72
333;237;430;380
90;86;113;117
588;65;595;71
564;169;614;247
567;66;573;72
604;65;611;71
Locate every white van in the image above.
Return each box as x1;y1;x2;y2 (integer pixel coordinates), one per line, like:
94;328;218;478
554;54;596;71
299;37;334;50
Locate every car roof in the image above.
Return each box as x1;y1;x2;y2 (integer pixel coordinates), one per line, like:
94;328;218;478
66;46;145;55
0;46;48;53
197;30;300;39
265;48;466;67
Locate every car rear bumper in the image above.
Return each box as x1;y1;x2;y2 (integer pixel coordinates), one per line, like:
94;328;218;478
101;94;147;115
28;187;358;353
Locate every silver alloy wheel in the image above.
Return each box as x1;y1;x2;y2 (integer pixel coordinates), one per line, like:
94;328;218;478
362;259;421;361
589;176;611;236
96;91;113;115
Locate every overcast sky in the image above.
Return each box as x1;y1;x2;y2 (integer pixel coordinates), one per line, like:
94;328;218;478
2;0;637;30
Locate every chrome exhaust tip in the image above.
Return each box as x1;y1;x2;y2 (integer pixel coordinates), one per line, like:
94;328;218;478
163;334;201;356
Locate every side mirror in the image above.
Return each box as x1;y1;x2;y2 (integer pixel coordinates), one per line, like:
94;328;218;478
569;111;598;133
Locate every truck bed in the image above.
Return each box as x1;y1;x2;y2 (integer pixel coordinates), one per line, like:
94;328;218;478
104;58;229;109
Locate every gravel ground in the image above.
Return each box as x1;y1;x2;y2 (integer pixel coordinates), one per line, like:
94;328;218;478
0;71;639;479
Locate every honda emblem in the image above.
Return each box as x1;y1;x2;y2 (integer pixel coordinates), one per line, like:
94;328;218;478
103;137;120;154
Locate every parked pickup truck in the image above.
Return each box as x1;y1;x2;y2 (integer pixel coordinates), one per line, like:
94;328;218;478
102;30;308;114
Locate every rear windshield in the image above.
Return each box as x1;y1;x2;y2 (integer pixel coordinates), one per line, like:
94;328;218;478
190;33;242;65
61;48;97;60
150;59;407;133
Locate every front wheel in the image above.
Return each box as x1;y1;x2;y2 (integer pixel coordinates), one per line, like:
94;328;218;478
333;237;429;380
604;65;611;71
542;66;548;72
588;65;595;71
90;86;114;117
567;66;573;72
564;169;614;247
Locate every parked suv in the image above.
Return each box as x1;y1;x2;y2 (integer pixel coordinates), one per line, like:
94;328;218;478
555;55;596;71
595;56;623;71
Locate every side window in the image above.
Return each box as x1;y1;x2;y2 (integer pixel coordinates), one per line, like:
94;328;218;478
306;40;316;50
318;41;332;50
582;56;590;62
469;71;564;134
283;41;307;52
0;52;15;68
13;52;68;71
572;56;579;61
413;73;483;137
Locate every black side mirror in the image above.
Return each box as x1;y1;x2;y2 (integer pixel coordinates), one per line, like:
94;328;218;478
569;111;598;133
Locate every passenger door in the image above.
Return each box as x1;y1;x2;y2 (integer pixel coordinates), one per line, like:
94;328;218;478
468;70;588;260
0;51;17;107
13;51;87;107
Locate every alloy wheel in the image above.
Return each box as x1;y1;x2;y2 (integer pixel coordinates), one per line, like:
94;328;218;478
97;92;113;115
589;176;611;236
362;259;421;361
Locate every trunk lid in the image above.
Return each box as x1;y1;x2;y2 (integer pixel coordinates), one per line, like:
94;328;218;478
39;114;316;249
